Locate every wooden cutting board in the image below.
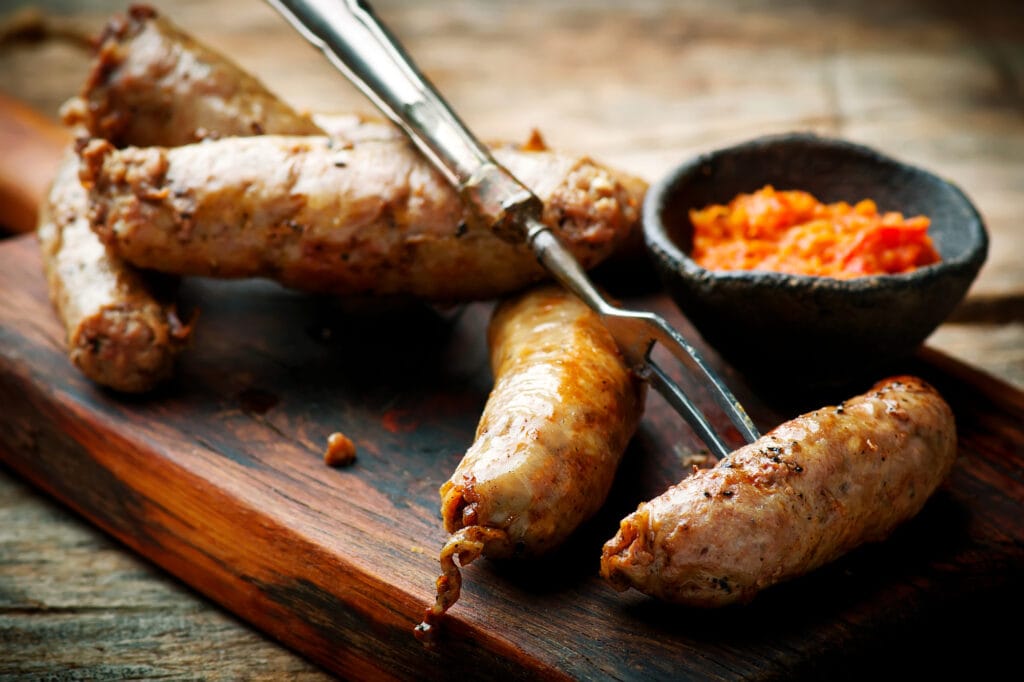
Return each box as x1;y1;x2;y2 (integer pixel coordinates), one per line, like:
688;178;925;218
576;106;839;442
1;232;1022;680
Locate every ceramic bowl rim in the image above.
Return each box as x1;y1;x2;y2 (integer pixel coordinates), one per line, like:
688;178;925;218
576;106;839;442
642;131;989;293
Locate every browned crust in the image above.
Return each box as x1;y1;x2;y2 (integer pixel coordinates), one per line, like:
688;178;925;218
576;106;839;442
417;285;645;636
600;376;957;606
42;5;324;392
81;136;645;301
440;285;646;549
64;4;322;147
38;154;191;392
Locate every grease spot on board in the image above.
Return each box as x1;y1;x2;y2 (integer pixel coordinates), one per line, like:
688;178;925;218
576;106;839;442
382;409;418;433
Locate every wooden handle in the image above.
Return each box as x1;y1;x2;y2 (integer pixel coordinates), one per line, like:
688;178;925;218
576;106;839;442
0;92;72;234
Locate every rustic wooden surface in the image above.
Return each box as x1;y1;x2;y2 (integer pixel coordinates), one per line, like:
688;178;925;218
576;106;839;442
1;232;1022;680
0;0;1021;679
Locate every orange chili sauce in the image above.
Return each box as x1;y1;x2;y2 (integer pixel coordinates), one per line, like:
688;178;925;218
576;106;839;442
689;185;940;278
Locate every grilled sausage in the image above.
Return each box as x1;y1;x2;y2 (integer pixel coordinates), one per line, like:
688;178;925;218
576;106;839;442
38;154;191;392
63;3;322;148
80;136;644;301
38;5;323;391
600;376;957;607
415;285;645;640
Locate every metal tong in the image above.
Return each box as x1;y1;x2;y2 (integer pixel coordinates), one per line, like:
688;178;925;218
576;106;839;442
267;0;760;458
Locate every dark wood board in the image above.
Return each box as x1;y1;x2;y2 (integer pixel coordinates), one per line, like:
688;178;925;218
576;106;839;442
1;232;1022;680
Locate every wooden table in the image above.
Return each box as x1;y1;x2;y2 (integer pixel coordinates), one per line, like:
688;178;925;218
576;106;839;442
1;0;1020;678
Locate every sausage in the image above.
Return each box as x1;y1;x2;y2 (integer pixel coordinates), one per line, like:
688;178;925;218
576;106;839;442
39;5;324;391
62;3;322;148
80;136;645;301
600;376;957;607
415;285;645;639
38;154;192;392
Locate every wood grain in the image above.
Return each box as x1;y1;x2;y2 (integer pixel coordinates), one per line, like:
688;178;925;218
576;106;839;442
0;233;1022;679
0;465;328;680
1;0;1019;376
0;92;69;234
0;0;1021;678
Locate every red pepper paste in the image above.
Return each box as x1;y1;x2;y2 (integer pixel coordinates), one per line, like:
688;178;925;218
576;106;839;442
689;185;940;278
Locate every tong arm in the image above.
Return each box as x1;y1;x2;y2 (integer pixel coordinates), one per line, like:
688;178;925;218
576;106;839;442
267;0;539;241
532;227;760;457
267;0;762;458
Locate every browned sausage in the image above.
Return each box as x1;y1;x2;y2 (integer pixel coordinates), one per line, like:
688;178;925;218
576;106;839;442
62;3;322;148
416;285;645;640
38;5;323;391
600;376;957;607
38;154;191;392
79;135;644;301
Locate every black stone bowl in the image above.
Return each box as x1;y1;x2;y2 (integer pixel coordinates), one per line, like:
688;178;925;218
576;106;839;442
643;132;988;391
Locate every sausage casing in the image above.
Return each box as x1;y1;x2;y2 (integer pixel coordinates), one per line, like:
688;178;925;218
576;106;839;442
39;6;323;391
64;4;322;148
38;155;190;392
416;285;645;639
600;376;957;606
444;285;645;555
81;136;644;301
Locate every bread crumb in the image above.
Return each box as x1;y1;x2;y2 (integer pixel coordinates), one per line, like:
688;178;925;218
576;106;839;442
324;431;356;467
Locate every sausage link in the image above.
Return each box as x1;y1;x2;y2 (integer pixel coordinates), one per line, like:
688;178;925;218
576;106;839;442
62;4;322;147
80;136;645;301
600;376;957;606
39;5;323;391
38;154;191;392
416;285;645;640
